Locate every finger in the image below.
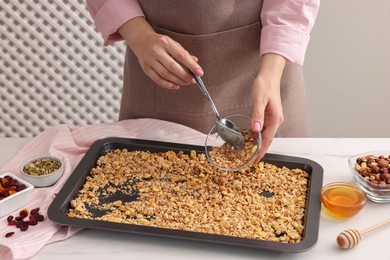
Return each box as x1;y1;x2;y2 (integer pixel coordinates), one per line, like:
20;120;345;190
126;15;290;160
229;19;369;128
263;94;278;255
251;102;266;134
153;61;190;86
158;54;197;84
146;68;181;90
191;55;199;62
254;123;278;163
166;42;203;77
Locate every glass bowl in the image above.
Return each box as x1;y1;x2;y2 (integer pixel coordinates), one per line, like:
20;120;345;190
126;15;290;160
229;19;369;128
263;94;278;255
205;114;261;171
348;151;390;203
320;182;367;219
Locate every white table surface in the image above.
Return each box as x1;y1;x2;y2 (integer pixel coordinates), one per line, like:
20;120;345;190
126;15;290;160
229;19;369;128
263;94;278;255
1;138;390;260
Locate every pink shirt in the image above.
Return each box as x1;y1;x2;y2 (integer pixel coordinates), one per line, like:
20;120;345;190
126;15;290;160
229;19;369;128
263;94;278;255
86;0;319;65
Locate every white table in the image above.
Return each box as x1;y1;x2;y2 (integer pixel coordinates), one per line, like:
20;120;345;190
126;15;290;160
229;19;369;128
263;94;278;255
1;138;390;260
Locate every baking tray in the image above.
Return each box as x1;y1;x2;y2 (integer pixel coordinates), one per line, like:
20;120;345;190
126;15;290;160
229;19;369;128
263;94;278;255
48;137;323;252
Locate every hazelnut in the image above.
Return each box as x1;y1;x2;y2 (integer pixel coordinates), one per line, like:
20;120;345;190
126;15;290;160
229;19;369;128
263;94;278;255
371;166;380;173
380;173;390;181
377;159;389;168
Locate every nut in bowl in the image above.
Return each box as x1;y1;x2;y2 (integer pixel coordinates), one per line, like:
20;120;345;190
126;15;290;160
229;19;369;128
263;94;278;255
205;114;261;171
320;182;367;219
348;151;390;203
20;156;64;187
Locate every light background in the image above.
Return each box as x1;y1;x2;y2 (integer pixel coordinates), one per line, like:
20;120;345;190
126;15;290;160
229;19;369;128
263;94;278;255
0;0;389;137
304;0;390;137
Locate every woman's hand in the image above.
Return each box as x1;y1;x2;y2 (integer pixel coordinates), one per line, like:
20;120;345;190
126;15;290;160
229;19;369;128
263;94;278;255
251;53;287;162
118;17;203;89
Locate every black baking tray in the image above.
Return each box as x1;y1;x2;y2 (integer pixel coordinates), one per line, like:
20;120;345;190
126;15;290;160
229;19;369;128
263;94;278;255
48;137;323;252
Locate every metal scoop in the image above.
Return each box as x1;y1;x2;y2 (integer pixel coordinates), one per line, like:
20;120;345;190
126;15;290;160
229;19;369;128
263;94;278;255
189;71;245;149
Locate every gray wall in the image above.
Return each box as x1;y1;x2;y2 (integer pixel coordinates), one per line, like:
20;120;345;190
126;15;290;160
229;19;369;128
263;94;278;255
304;0;390;137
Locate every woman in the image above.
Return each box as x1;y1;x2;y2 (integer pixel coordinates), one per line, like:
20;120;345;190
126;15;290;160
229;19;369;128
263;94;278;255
86;0;320;160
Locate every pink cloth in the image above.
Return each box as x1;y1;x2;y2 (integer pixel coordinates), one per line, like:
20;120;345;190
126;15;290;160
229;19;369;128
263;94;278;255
0;118;207;260
85;0;320;65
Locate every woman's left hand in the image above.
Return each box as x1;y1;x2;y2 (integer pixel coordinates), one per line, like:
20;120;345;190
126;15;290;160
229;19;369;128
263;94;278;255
251;53;287;162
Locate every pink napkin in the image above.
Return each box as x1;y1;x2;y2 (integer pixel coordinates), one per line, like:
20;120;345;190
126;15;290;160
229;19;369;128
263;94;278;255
0;118;207;260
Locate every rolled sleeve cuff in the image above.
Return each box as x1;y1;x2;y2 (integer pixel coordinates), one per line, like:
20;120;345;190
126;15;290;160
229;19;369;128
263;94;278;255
94;0;144;46
260;25;310;66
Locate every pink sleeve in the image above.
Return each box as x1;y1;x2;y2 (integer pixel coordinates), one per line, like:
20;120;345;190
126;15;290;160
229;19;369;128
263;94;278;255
86;0;145;46
260;0;320;65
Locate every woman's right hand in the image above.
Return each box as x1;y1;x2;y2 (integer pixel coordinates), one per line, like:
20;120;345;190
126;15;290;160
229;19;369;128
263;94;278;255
118;17;203;90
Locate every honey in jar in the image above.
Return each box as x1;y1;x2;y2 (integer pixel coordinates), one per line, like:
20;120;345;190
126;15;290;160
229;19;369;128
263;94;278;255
320;182;367;219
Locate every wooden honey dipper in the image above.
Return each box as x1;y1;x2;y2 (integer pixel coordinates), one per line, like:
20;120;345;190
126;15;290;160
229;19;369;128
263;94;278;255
337;218;390;249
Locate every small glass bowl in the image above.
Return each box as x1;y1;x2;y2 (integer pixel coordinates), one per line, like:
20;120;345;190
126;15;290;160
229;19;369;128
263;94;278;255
20;155;64;187
205;114;261;171
348;151;390;203
320;182;367;219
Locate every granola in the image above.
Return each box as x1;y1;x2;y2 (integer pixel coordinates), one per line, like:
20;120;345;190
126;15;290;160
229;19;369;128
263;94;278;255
68;149;309;243
207;129;258;169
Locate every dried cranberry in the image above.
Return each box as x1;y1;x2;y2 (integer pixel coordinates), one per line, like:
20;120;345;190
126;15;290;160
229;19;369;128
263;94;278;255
7;215;14;223
19;210;28;219
36;215;44;222
29;219;38;226
9;179;17;186
20;224;28;231
30;208;40;216
32;213;39;220
2;181;10;188
8;220;17;226
5;232;14;238
4;207;43;235
16;184;26;191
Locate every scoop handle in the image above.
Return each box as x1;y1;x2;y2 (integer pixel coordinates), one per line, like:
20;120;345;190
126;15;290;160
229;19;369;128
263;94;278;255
188;69;220;118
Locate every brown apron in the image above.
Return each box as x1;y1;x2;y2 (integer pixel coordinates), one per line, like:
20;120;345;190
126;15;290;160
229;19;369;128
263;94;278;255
119;0;308;137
